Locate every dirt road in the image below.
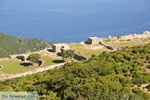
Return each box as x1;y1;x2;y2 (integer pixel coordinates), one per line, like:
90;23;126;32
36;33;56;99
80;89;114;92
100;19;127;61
0;63;65;81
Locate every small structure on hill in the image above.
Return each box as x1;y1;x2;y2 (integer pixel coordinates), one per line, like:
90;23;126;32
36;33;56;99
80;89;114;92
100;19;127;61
9;54;29;61
52;44;70;53
143;31;150;35
86;37;101;44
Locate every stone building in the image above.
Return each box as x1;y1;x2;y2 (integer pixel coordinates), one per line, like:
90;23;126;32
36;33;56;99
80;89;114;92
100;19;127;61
86;37;101;44
52;44;70;53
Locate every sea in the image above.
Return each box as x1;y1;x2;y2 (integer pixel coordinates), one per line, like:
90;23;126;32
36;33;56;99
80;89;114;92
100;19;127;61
0;0;150;42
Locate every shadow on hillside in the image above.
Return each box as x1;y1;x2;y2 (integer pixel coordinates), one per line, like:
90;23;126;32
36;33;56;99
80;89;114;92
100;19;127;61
20;60;42;67
20;63;32;67
52;60;65;63
47;48;54;52
37;60;42;66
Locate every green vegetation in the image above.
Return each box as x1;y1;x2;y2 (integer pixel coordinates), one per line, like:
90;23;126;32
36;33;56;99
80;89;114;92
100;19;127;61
117;35;121;39
62;50;75;61
0;55;62;74
0;33;50;58
27;53;41;66
103;37;150;48
146;85;150;91
69;43;108;58
40;56;64;68
0;43;150;99
0;59;32;74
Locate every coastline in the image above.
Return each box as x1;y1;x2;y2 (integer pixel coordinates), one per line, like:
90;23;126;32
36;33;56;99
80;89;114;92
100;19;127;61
1;30;149;43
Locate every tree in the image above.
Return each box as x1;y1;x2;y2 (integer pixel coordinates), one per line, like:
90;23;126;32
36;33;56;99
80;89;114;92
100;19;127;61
62;50;75;61
27;53;41;66
117;35;121;39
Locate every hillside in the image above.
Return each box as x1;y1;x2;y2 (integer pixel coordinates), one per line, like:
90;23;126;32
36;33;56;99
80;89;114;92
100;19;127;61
0;43;150;100
0;33;50;58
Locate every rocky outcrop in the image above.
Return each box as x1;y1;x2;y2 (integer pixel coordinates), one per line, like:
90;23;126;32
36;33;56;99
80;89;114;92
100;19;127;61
143;31;150;35
108;31;150;41
99;41;114;50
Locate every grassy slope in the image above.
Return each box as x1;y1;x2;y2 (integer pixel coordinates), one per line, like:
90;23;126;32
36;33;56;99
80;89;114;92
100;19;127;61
40;56;63;68
0;44;150;99
0;57;61;74
69;37;150;59
0;59;32;74
0;54;63;74
69;43;109;58
103;37;150;48
0;33;50;58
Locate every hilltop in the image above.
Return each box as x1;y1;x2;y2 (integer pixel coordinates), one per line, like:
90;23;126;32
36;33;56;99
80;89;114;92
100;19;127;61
0;31;150;75
0;33;51;58
0;31;150;99
0;43;150;99
69;31;150;58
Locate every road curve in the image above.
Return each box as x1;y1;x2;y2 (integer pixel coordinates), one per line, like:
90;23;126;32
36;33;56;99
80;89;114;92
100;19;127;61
0;63;66;81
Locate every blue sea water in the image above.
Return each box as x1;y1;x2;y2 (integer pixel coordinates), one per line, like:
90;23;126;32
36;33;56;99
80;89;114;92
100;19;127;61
0;0;150;42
